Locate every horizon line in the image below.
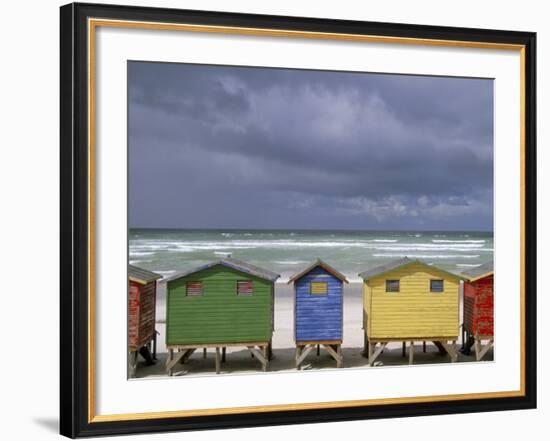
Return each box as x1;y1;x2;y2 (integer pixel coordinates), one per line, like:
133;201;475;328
128;226;494;234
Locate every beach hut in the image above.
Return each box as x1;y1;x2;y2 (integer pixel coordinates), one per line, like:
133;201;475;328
287;259;348;369
461;262;494;361
164;257;279;375
128;265;162;377
358;257;464;365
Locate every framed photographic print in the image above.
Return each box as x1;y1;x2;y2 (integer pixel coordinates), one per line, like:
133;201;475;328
60;2;537;438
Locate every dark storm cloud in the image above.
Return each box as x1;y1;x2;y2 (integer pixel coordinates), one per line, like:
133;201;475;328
129;62;493;230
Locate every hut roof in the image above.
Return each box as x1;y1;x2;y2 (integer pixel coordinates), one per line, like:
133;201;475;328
460;261;494;282
287;259;349;284
128;265;162;285
165;256;280;283
358;257;464;281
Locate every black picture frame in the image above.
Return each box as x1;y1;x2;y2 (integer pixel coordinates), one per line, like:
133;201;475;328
60;2;537;438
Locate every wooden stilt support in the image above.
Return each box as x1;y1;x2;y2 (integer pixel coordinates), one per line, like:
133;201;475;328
439;341;459;362
295;345;314;368
166;349;174;376
166;349;189;373
409;341;414;365
263;346;268;371
368;341;374;365
474;338;494;361
179;348;196;364
268;341;273;360
247;346;268;371
423;341;426;353
323;343;343;368
184;348;196;363
128;351;138;378
402;341;406;357
166;341;270;375
433;341;447;355
369;341;387;366
215;347;221;374
167;349;173;365
317;344;320;356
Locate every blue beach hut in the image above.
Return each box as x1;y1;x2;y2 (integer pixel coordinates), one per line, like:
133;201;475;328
287;259;348;368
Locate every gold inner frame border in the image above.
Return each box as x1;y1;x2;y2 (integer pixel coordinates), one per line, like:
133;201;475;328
87;17;526;423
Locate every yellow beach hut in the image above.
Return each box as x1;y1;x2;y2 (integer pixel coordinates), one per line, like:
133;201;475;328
358;257;464;365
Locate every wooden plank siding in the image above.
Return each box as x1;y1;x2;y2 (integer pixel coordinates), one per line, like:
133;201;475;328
294;266;343;342
463;295;476;334
128;280;157;351
363;282;372;332
364;263;460;339
128;281;140;350
137;282;156;346
464;275;494;337
166;265;274;345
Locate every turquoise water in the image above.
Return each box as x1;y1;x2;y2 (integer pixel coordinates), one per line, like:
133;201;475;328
129;229;493;283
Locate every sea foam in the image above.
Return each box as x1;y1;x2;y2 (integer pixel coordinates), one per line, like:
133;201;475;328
372;253;481;259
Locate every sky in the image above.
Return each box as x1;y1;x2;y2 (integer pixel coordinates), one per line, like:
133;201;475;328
128;62;493;231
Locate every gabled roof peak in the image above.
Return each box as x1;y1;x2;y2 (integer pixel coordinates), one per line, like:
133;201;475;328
461;261;494;281
287;259;349;284
128;265;162;284
165;256;280;283
358;257;464;281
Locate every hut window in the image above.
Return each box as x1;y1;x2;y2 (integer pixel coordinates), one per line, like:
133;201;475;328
310;281;328;295
186;281;203;296
386;280;400;292
237;280;254;296
430;279;444;292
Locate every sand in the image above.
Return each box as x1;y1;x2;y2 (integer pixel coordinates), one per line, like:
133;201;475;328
134;283;493;379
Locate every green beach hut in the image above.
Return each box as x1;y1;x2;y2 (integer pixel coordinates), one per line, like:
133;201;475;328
164;257;279;375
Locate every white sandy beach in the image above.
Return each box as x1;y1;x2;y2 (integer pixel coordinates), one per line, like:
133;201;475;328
134;282;492;379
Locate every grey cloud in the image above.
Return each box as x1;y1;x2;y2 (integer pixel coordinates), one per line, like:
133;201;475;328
129;61;493;231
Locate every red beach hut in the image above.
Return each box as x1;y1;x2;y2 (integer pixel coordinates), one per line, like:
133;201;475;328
461;262;494;361
128;265;162;377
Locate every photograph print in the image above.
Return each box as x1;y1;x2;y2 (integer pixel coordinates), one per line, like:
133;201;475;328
127;61;495;379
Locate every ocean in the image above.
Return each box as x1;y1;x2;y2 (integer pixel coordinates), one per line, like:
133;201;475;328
129;229;493;283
